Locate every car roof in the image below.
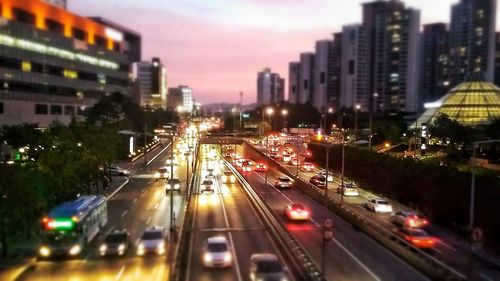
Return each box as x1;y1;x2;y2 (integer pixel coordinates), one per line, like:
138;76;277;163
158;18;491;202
144;226;164;233
251;253;279;261
207;236;228;244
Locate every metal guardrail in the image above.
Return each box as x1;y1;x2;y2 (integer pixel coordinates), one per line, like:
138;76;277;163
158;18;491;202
244;141;467;281
170;142;200;281
223;158;323;281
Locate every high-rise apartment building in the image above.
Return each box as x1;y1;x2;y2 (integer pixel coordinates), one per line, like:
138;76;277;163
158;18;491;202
0;0;131;126
495;32;500;86
331;32;343;111
340;24;370;111
299;53;315;105
167;85;193;114
420;23;450;109
313;40;335;111
132;58;167;108
288;62;300;104
362;0;420;113
257;68;284;105
449;0;496;86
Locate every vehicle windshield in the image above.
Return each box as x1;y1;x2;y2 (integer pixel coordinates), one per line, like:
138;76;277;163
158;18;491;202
291;204;304;210
43;231;78;244
279;178;290;182
202;180;213;185
256;260;283;273
407;229;428;237
378;200;389;205
207;242;228;252
105;233;127;243
158;168;167;172
142;231;163;240
224;171;232;176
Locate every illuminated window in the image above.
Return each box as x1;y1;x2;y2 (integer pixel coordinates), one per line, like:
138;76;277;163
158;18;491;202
21;61;31;72
63;69;78;79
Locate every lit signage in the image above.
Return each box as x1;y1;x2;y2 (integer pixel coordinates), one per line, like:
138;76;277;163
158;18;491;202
242;113;250;118
424;102;442;109
105;28;124;42
46;218;74;230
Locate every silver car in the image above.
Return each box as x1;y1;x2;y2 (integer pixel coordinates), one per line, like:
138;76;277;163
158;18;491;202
250;253;288;281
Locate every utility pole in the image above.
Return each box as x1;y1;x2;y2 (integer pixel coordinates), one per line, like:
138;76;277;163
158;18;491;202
169;136;175;241
144;122;147;167
239;91;243;132
324;146;329;206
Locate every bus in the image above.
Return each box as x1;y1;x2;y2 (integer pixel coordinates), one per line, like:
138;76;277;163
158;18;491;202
38;195;107;258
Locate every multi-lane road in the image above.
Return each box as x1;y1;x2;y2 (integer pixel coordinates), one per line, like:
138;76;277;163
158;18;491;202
12;138;188;281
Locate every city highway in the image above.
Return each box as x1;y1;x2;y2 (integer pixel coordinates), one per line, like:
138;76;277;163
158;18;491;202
185;144;293;281
13;137;189;281
236;144;431;281
247;139;500;281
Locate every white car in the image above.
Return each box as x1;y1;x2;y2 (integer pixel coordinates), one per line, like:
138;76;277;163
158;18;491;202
250;253;287;281
201;179;215;193
337;183;359;197
202;236;232;268
166;156;178;166
316;171;334;182
136;226;167;256
166;178;181;193
366;199;393;213
222;171;236;184
155;167;171;181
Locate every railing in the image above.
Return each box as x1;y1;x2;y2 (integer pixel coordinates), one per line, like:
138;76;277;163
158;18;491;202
244;141;467;281
223;157;323;281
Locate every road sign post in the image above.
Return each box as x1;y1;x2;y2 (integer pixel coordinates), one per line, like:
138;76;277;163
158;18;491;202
321;219;333;279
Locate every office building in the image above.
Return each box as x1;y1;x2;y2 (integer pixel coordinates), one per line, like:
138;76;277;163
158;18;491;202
362;0;420;113
449;0;496;86
257;68;284;105
288;62;300;104
0;0;131;126
90;17;142;65
168;85;193;114
331;32;343;111
420;23;450;111
340;24;370;111
132;58;167;108
495;32;500;86
298;52;315;105
313;40;335;111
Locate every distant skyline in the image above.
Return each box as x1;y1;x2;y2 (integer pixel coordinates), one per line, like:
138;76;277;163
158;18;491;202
70;0;500;105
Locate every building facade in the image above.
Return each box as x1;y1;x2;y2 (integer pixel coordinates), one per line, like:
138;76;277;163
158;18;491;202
43;0;66;9
257;68;284;105
298;53;315;105
449;0;496;86
495;32;500;86
168;85;193;114
288;62;300;104
420;23;450;110
340;24;370;111
132;58;167;108
313;40;335;112
0;0;130;126
362;0;420;113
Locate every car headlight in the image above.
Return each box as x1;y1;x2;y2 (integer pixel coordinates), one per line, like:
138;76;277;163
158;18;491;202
223;252;232;262
175;184;180;189
99;244;107;253
39;246;50;257
203;253;212;263
118;244;126;252
155;172;160;178
69;244;81;256
137;243;145;255
222;176;227;182
157;242;165;254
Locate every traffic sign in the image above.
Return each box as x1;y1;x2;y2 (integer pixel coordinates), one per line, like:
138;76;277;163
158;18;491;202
324;219;333;228
472;227;484;243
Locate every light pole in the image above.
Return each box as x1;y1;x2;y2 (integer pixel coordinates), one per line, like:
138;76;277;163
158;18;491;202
266;107;274;132
339;114;346;203
231;107;237;133
354;104;360;141
326;107;334;134
281;109;288;130
369;93;378;150
264;107;273;202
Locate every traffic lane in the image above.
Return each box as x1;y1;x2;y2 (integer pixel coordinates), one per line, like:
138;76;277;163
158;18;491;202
245;168;430;281
243;170;380;281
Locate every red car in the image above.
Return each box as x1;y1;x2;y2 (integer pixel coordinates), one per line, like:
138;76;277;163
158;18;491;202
394;227;437;249
300;162;314;172
255;163;267;172
392;211;429;228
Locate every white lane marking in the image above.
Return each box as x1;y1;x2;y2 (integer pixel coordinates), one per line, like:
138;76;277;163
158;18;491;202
132;198;138;205
115;265;126;281
146;216;152;225
479;273;495;281
141;188;146;193
83;252;92;262
121;210;128;217
216;175;243;281
333;238;382;281
154;202;159;209
134;238;140;246
105;227;115;235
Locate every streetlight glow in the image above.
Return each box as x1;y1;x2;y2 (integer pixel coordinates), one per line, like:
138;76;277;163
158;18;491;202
281;109;288;116
355;104;361;110
266;107;274;115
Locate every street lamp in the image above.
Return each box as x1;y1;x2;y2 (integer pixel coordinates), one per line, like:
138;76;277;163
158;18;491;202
369;93;378;150
231;107;237;133
266;107;274;132
339;113;346;203
326;107;334;134
281;109;288;130
354;104;361;141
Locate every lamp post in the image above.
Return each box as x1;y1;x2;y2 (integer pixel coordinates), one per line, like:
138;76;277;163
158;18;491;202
354;104;361;141
281;109;288;130
369;93;378;150
231;107;237;133
339;113;346;203
266;107;274;132
264;107;273;202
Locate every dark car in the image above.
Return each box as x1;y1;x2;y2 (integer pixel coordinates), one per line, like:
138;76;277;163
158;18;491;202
309;175;326;187
99;230;131;257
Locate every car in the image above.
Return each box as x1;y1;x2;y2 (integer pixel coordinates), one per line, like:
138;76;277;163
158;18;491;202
300;150;312;158
166;178;181;193
250;253;287;281
337;183;359;197
136;226;167;256
235;158;246;167
366;198;393;213
300;162;314;172
393;227;437;249
99;229;131;257
241;161;253;172
290;157;300;166
316;171;334;182
255;163;267;172
201;179;215;193
284;203;309;221
270;152;279;159
109;166;130;177
155;167;171;181
222;171;236;184
165;156;178;166
282;153;291;163
202;236;232;268
309;175;326;187
274;176;293;189
392;211;429;228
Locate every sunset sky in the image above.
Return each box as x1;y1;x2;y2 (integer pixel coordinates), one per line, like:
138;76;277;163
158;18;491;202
70;0;500;105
